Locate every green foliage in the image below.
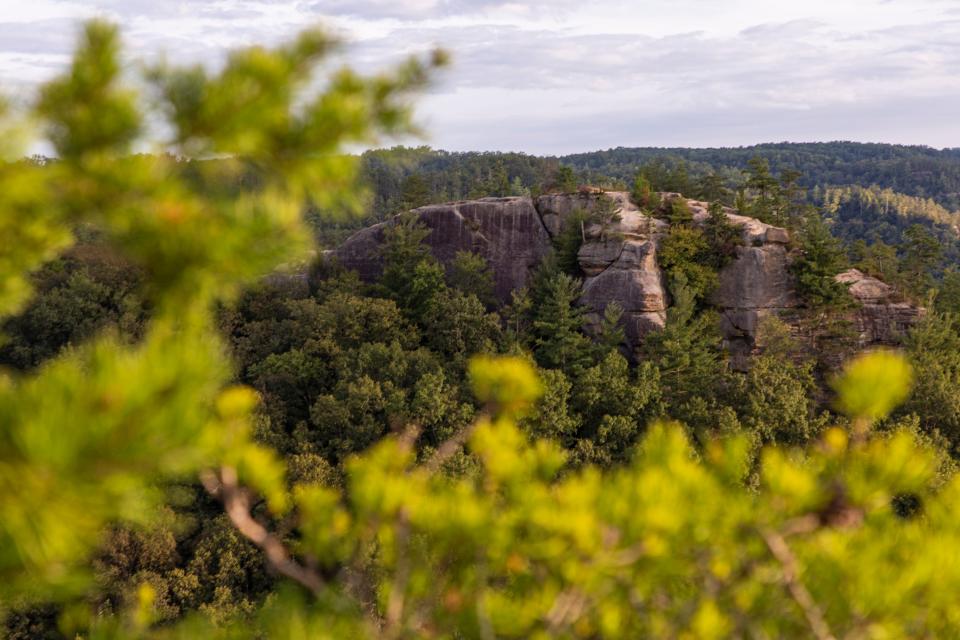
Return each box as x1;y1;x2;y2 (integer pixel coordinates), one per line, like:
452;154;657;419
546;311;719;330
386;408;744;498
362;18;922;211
643;277;724;420
742;352;824;446
594;301;626;357
0;243;145;370
7;17;960;640
0;17;442;608
833;349;913;427
658;225;719;302
850;238;899;284
589;192;623;242
792;214;851;309
666;196;693;225
936;268;960;314
553;208;588;276
901;313;960;453
901;223;942;300
378;212;434;309
554;165;577;192
447;250;496;307
701;201;744;268
531;271;594;377
630;172;654;207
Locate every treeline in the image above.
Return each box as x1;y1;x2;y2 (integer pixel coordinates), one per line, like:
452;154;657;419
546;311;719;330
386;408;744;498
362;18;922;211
562;142;960;210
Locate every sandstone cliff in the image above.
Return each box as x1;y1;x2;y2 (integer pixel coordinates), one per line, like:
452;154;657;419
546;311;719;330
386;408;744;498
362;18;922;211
333;192;923;359
334;197;552;301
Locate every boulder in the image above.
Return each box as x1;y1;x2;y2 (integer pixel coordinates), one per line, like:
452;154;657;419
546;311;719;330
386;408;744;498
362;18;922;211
836;268;894;304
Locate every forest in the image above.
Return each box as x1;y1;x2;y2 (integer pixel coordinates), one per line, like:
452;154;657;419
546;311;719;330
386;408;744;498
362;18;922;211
5;20;960;640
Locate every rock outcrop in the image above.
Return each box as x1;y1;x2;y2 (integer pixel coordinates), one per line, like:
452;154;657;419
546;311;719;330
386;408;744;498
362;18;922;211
837;269;926;346
335;197;552;301
333;191;924;360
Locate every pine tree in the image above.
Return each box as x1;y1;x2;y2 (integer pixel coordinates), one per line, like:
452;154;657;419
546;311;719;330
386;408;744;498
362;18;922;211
590;193;623;243
554;208;589;276
631;172;654;208
448;250;496;308
902;224;942;300
594;301;626;358
532;272;593;376
702;201;743;268
792;213;851;308
555;165;577;192
642;275;723;411
399;172;432;210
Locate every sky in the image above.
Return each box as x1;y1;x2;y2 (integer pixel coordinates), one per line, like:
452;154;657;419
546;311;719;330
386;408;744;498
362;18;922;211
1;0;959;155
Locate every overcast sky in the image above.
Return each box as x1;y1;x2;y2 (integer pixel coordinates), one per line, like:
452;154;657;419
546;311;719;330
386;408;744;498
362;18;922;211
1;0;958;154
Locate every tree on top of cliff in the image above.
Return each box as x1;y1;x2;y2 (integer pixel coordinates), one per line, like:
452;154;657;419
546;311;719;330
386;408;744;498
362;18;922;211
702;201;745;269
590;192;624;243
554;165;578;192
792;214;852;309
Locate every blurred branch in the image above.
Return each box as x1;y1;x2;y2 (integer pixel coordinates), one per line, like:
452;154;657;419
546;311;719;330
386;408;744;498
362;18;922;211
761;527;836;640
202;466;324;595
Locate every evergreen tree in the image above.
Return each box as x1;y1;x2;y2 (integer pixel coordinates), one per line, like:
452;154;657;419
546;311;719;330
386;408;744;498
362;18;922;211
631;172;655;208
447;250;496;308
936;268;960;314
531;272;593;376
667;197;693;226
851;239;899;284
741;319;824;446
902;223;942;300
399;172;432;210
501;287;533;351
901;313;960;453
554;165;577;192
792;214;851;308
554;208;589;276
590;193;623;243
642;275;724;412
658;225;719;302
743;156;784;224
380;213;433;296
594;302;626;358
696;173;730;204
701;201;744;269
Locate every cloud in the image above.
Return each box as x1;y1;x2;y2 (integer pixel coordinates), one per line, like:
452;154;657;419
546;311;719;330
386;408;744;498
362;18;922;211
305;0;581;21
2;0;960;152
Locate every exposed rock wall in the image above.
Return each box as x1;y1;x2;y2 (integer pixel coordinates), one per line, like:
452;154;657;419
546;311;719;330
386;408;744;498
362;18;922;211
837;269;926;346
335;197;552;301
333;191;924;360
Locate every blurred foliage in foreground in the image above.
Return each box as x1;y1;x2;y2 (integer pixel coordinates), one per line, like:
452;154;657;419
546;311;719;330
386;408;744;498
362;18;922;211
2;19;960;640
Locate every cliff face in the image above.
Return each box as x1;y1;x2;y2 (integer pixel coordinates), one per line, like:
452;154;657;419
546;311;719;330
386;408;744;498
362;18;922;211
836;269;927;346
334;197;552;301
334;192;923;358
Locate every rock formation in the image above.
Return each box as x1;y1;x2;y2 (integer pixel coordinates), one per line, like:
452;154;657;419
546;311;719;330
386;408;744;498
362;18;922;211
333;191;924;360
334;197;552;301
837;269;926;346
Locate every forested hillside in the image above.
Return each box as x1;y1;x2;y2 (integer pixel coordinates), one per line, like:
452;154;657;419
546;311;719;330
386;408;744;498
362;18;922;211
8;20;960;640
